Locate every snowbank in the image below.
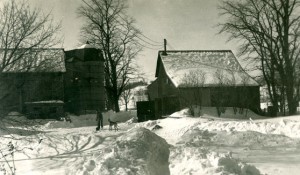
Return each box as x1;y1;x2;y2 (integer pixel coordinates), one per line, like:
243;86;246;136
42;120;75;129
67;128;170;175
168;108;300;139
3;112;31;125
170;129;261;175
40;110;137;129
192;118;300;138
169;108;190;118
103;110;137;123
3;108;300;175
170;145;260;175
170;107;263;119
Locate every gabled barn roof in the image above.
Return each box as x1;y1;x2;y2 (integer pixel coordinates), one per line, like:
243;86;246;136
155;50;259;87
2;48;66;73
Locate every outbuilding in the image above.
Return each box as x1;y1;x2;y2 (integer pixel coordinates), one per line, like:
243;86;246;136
149;50;260;116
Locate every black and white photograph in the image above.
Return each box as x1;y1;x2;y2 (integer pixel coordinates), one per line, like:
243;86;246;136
0;0;300;174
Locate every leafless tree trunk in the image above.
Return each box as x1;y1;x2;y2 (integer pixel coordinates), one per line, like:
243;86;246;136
240;74;252;117
121;89;132;111
219;0;300;115
78;0;142;112
227;70;239;115
213;69;229;117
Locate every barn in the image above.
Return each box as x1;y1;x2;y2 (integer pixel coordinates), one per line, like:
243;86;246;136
0;43;106;118
0;49;66;117
148;50;260;117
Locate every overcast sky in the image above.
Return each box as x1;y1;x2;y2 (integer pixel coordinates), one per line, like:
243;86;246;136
23;0;237;80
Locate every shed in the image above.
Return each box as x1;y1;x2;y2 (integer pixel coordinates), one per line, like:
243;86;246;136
24;100;64;119
151;50;260;116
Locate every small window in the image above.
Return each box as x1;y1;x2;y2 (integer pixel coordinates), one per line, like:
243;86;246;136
166;78;169;84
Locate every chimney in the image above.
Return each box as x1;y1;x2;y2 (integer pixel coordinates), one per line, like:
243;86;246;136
162;39;167;55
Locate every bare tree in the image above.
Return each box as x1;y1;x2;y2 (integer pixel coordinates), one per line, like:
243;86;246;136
239;74;252;117
78;0;142;112
179;70;206;116
121;88;132;111
0;0;61;114
0;0;61;72
227;70;239;115
213;68;259;117
0;1;62;173
219;0;300;115
212;69;229;117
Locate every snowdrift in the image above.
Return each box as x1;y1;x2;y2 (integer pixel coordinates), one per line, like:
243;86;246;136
170;107;262;119
192;118;300;138
67;128;170;175
170;145;260;175
2;108;300;175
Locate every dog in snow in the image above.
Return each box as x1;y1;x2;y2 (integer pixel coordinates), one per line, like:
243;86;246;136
108;118;118;131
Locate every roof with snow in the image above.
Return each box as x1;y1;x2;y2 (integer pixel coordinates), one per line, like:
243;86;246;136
155;50;259;87
77;43;96;49
64;42;103;62
2;48;66;73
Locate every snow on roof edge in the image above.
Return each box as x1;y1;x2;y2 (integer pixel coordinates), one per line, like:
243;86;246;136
160;58;179;88
158;50;260;87
228;51;260;86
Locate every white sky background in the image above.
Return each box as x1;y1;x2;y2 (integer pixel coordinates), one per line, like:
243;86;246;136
13;0;239;81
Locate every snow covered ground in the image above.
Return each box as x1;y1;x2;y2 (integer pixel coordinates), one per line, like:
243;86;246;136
1;108;300;175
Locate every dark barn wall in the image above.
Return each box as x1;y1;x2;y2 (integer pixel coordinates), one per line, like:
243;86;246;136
147;79;158;101
179;86;260;113
156;61;180;115
64;61;105;112
0;47;106;115
245;86;260;112
0;73;64;112
178;87;211;107
64;48;105;113
157;62;178;98
211;86;260;111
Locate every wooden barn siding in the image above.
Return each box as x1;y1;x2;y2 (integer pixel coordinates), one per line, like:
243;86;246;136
155;62;180;115
157;62;178;98
64;61;105;113
178;87;211;107
178;86;260;112
23;73;64;102
0;73;64;112
147;80;158;100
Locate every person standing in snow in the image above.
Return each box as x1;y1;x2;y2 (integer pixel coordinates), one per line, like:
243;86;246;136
96;110;103;131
